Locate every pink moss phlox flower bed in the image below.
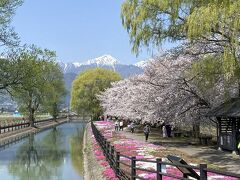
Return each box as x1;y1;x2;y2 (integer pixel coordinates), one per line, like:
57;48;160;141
103;168;119;180
93;121;237;180
101;161;109;167
90;124;119;180
94;149;103;156
136;155;145;159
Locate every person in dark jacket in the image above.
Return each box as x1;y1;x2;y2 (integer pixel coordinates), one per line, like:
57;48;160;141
165;124;172;137
143;125;151;142
130;122;135;133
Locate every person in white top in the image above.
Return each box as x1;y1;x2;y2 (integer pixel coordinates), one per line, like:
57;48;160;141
162;125;167;138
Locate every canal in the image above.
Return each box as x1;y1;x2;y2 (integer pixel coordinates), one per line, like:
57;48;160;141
0;122;86;180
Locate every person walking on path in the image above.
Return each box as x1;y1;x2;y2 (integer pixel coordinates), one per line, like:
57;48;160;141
115;121;119;131
143;124;151;142
119;120;123;131
130;122;135;133
238;139;240;155
162;124;167;138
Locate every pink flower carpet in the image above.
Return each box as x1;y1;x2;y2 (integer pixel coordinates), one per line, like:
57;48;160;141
91;121;238;180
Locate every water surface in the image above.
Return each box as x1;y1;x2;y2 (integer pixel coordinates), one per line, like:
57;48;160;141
0;122;85;180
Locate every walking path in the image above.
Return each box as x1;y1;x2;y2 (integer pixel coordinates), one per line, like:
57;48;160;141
121;128;240;174
92;121;240;179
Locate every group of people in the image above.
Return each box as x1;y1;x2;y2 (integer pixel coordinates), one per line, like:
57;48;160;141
162;123;172;138
114;120;124;131
114;120;151;142
113;119;174;142
144;123;173;141
98;115;112;121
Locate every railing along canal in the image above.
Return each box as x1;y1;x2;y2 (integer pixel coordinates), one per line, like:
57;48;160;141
0;115;79;152
91;122;240;180
0;116;68;134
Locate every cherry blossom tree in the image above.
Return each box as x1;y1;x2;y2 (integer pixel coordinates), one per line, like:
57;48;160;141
99;45;236;137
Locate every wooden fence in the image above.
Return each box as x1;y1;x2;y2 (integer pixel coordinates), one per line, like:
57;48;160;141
0;116;68;134
0;116;74;152
91;122;240;180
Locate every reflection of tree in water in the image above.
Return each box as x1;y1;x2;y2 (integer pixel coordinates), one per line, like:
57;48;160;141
70;126;85;176
8;127;65;180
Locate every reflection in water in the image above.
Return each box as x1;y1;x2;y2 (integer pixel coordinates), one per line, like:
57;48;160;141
0;123;86;180
70;126;85;176
8;128;65;180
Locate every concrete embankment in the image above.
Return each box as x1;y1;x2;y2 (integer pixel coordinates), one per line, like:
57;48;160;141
0;118;68;143
83;123;106;180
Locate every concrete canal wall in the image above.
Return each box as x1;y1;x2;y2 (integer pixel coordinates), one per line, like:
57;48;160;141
0;118;68;143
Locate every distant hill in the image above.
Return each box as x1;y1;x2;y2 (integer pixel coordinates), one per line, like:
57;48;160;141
60;55;145;106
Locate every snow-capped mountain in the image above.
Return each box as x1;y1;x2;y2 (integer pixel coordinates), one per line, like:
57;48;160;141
59;54;145;106
59;54;143;76
135;58;154;68
135;60;148;68
85;55;119;66
59;54;120;73
72;62;82;67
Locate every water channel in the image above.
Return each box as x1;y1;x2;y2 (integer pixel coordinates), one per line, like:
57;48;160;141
0;122;86;180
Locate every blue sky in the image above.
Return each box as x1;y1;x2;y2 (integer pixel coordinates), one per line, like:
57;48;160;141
11;0;170;64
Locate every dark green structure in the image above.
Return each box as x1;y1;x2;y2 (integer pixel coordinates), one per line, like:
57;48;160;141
207;98;240;153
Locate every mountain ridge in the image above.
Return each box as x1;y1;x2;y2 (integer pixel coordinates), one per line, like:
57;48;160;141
58;54;148;74
58;54;147;87
60;54;146;107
